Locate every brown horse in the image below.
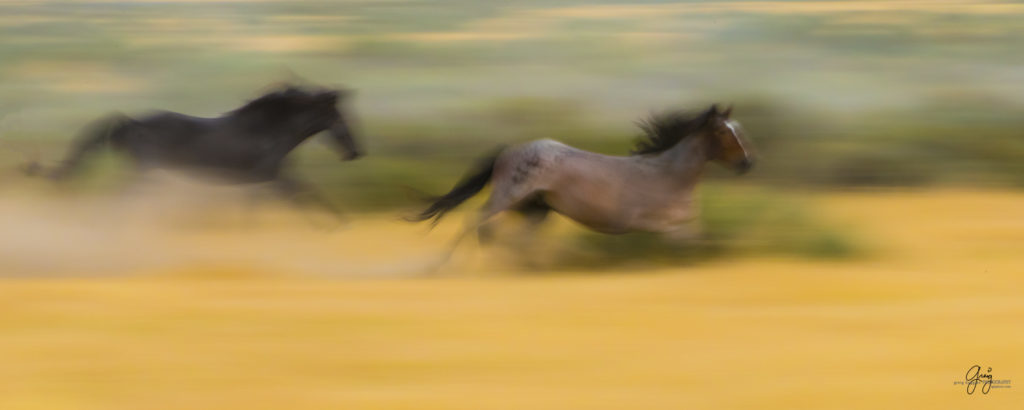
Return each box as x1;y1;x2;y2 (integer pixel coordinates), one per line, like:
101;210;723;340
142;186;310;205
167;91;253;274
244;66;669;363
410;104;754;259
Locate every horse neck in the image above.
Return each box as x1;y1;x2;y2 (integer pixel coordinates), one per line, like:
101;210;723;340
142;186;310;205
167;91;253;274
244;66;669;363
233;111;323;147
290;122;327;144
646;133;709;185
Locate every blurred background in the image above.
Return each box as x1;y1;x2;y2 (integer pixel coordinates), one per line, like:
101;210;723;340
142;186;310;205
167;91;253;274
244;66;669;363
3;0;1023;195
0;1;1022;409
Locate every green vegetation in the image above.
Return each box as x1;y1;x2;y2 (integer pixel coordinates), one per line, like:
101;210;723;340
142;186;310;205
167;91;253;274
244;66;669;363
2;1;1021;264
555;185;860;269
3;0;1020;196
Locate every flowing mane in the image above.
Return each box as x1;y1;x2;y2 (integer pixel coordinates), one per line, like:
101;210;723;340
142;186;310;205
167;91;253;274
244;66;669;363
230;86;312;121
630;106;716;155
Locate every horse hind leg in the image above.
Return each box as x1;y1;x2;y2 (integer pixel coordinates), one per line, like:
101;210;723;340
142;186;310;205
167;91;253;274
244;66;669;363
49;114;130;181
431;182;538;272
462;171;543;244
477;193;549;244
509;196;551;269
476;151;545;244
437;197;510;265
428;148;549;272
516;195;551;225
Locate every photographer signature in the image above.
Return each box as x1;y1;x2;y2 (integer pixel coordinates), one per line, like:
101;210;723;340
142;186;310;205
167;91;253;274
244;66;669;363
965;365;993;395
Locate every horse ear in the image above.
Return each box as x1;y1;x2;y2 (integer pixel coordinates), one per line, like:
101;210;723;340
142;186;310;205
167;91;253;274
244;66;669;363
722;105;733;117
709;104;720;116
337;88;355;100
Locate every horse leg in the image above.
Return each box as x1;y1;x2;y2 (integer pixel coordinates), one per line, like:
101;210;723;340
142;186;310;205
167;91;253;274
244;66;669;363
431;183;536;272
509;197;551;269
476;215;500;245
479;194;550;244
272;173;347;227
49;115;129;181
429;200;505;273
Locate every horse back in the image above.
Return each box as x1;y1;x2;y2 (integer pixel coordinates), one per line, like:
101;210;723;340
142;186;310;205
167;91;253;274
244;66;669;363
117;111;255;167
131;111;216;142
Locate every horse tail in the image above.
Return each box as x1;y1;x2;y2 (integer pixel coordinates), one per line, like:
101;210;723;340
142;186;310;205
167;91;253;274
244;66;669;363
35;113;132;181
408;146;504;225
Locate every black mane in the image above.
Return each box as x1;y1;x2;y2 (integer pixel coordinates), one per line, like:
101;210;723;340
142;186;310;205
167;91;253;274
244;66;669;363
229;85;326;123
630;107;716;155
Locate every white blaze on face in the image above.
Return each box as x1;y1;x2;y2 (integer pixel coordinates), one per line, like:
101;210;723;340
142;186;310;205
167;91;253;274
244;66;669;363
724;119;750;159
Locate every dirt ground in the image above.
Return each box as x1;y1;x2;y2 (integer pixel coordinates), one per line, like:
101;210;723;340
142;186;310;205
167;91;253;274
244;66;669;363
0;188;1021;409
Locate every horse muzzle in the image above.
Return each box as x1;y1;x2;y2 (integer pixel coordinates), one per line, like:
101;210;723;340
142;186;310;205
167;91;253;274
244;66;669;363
736;158;754;174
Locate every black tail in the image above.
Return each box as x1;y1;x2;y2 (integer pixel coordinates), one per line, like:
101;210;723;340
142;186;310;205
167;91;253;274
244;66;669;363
41;114;130;181
408;147;503;225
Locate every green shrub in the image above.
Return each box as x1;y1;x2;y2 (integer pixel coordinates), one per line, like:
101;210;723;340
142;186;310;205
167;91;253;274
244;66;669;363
547;185;860;270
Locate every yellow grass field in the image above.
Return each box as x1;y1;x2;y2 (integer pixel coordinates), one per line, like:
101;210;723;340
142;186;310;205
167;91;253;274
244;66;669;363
0;189;1021;409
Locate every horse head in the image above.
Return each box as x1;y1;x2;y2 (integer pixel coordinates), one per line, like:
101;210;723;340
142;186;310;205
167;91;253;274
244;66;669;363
241;85;365;161
703;105;754;174
302;87;363;161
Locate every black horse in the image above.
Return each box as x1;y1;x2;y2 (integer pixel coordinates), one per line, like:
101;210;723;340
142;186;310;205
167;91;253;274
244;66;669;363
28;85;363;218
